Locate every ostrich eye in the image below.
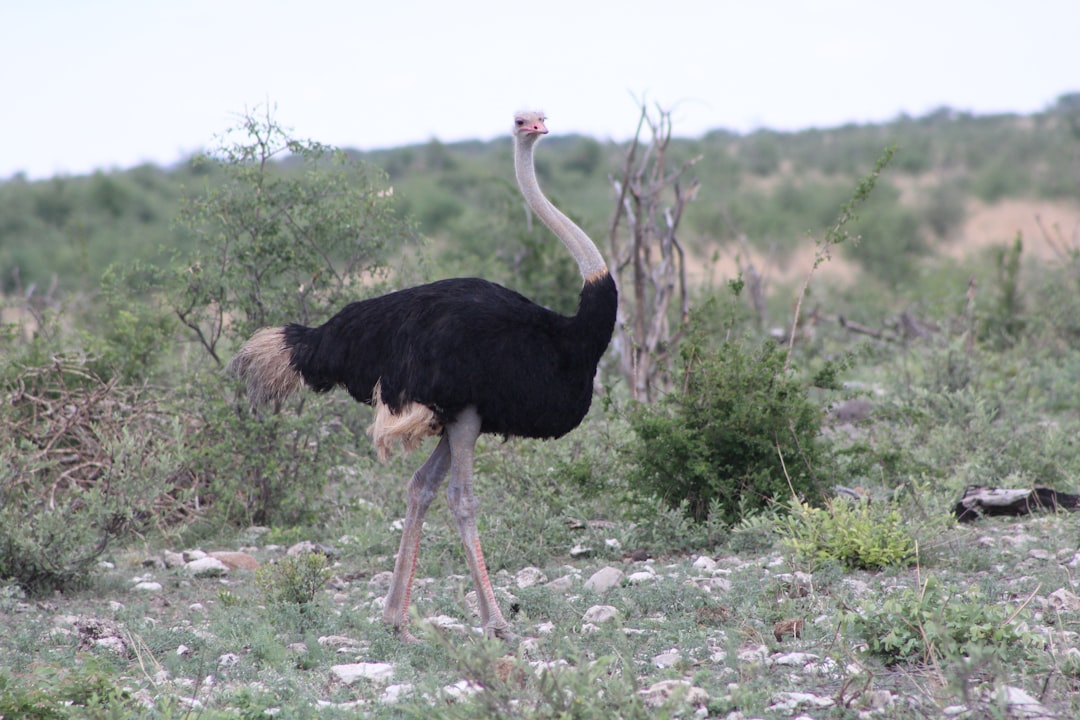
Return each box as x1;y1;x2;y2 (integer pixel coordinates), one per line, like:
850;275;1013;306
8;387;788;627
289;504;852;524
514;118;525;126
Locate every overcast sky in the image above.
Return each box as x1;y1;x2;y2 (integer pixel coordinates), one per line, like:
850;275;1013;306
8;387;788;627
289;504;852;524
2;0;1077;180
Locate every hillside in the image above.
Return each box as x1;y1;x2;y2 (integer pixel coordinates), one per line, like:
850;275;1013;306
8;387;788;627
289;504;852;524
1;95;1078;301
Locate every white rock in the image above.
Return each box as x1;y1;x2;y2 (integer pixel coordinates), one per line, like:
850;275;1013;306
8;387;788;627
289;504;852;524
182;549;208;562
516;566;548;588
769;691;834;712
737;644;769;664
133;581;163;592
185;557;230;578
1047;588;1080;613
582;605;618;624
108;601;125;612
218;653;240;667
189;603;207;614
424;615;467;634
163;551;186;568
583;567;624;593
369;570;394;593
569;544;593;558
176;644;191;656
545;575;574;592
639;679;709;708
770;651;820;667
627;571;656;585
605;538;622;551
443;679;482;700
692;556;717;572
380;683;414;705
995;685;1054;719
94;637;128;655
535;621;556;635
653;650;680;668
331;662;395;685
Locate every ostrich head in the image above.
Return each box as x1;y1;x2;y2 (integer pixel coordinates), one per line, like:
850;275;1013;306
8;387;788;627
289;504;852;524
513;111;548;142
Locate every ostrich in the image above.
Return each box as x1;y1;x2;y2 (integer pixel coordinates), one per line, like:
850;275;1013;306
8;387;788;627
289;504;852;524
228;111;617;640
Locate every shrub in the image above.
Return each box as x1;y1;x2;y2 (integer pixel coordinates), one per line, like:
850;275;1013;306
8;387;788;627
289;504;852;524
780;497;918;571
114;107;419;526
842;575;1039;666
0;352;193;595
627;327;827;524
256;551;331;607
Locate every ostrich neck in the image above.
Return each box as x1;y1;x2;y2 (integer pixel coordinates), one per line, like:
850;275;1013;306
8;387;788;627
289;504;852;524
514;137;608;281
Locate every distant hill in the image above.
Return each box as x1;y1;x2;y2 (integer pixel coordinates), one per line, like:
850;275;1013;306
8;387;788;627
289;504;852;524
2;94;1078;296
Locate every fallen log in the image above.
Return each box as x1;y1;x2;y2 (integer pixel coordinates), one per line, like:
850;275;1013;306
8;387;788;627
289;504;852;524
954;485;1080;522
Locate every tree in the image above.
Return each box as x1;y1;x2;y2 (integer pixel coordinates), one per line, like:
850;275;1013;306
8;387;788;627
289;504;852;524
607;103;700;401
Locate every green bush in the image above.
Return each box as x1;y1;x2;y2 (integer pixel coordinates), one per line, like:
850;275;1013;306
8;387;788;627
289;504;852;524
780;497;917;571
843;576;1039;665
111;108;419;527
256;551;331;607
627;329;827;524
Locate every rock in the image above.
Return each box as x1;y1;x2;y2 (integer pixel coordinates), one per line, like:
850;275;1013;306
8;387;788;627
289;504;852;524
993;685;1055;719
583;566;623;593
424;615;468;634
639;679;709;709
369;570;394;593
185;557;230;578
209;551;259;571
443;679;482;700
653;650;680;668
218;653;240;667
331;662;395;685
770;651;819;667
627;571;656;585
605;538;622;552
692;556;717;572
569;544;593;558
768;691;834;713
182;549;207;562
133;581;163;592
1047;588;1080;614
545;575;574;592
515;566;548;588
162;551;186;568
582;604;618;624
737;643;769;664
380;683;414;705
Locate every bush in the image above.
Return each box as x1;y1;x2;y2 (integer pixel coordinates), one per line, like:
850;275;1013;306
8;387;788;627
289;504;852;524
843;575;1039;666
0;352;194;595
113;107;419;526
627;325;827;524
780;497;917;571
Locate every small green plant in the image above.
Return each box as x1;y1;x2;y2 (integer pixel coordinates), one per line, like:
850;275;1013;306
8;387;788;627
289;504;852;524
781;497;918;571
0;659;131;718
256;551;331;607
842;575;1039;666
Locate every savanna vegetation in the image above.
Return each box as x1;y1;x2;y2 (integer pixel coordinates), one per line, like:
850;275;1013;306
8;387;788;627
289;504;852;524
2;93;1080;718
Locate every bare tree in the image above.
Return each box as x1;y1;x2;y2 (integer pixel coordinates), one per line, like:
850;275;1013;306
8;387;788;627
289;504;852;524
607;103;701;401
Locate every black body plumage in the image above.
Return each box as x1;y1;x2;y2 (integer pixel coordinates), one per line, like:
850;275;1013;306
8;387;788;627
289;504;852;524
283;271;617;439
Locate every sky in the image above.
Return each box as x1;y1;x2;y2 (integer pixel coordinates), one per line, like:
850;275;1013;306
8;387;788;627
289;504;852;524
1;0;1077;180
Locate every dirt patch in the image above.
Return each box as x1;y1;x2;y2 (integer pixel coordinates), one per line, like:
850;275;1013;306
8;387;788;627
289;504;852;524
947;199;1080;261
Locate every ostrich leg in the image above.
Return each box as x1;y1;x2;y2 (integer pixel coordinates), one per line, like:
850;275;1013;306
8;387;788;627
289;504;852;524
445;406;514;639
383;434;451;641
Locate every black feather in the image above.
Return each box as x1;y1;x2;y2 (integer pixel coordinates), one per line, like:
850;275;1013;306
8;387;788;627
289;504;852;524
282;272;617;439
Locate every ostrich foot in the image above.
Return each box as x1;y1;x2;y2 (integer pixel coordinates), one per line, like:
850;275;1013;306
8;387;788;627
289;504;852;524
486;620;519;642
